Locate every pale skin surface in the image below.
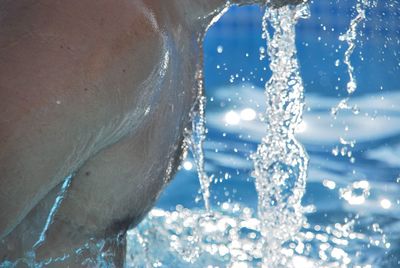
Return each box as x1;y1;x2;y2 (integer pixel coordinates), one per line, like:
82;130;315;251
0;0;298;266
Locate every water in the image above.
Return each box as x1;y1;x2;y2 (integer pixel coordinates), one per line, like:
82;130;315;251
33;175;73;249
2;1;400;267
251;4;310;267
131;1;400;268
128;3;314;267
331;0;372;116
339;0;367;95
189;63;211;212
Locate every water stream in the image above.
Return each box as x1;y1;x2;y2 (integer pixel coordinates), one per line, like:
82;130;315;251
251;3;310;267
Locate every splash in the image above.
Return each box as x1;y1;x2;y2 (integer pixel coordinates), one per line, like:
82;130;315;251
188;2;231;212
189;57;212;212
126;2;318;266
339;2;366;95
126;1;392;267
127;201;390;267
1;1;393;267
251;3;310;267
331;0;375;116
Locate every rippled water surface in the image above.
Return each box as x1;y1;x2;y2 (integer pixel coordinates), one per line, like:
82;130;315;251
128;1;400;267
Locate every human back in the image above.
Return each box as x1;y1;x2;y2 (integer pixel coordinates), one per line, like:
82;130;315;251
0;0;201;263
0;0;299;266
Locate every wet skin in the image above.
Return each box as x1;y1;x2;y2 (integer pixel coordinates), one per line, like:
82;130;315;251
0;0;302;265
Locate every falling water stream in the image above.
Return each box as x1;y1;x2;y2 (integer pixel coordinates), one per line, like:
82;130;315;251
251;3;310;267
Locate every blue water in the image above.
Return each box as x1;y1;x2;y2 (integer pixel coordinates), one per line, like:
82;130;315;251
149;1;400;267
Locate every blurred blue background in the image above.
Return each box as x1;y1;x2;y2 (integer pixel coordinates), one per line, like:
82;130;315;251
154;1;400;266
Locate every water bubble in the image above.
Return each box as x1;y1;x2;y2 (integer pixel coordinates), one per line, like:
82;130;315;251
217;45;224;53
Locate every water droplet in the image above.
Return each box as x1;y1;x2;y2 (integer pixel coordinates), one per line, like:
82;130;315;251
347;80;357;94
339;180;370;205
323;179;336;190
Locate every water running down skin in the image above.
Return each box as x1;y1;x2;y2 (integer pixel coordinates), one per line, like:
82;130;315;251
0;0;305;266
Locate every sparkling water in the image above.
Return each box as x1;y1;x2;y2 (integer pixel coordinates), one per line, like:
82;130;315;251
128;1;399;267
128;3;314;267
251;3;310;267
2;1;399;267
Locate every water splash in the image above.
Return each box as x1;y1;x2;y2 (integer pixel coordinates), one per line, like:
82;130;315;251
2;2;394;267
189;58;212;212
331;0;373;116
125;2;393;267
127;201;390;267
251;3;310;267
339;1;367;95
330;1;371;205
125;2;394;267
189;1;233;213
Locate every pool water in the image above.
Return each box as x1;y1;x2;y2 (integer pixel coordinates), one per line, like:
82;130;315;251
128;1;400;267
